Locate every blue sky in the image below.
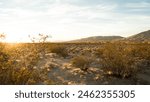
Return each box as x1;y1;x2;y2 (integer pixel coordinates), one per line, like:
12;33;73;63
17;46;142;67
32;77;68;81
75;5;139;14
0;0;150;42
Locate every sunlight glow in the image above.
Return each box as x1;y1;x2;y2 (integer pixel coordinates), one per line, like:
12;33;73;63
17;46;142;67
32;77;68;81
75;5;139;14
0;0;150;42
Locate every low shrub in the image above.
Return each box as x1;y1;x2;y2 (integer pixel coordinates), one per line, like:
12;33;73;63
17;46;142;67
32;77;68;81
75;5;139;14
49;45;68;58
99;43;138;78
0;43;52;85
71;56;92;71
130;44;150;61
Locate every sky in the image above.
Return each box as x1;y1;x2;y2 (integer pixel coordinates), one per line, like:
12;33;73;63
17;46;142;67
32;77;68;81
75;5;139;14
0;0;150;42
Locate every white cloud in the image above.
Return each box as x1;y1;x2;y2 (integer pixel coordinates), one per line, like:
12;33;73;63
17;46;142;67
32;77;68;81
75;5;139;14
0;0;150;42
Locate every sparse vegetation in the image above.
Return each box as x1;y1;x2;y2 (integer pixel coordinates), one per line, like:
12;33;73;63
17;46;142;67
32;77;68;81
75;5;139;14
0;32;150;85
71;56;92;71
0;34;53;85
0;43;53;85
49;45;68;58
97;43;138;78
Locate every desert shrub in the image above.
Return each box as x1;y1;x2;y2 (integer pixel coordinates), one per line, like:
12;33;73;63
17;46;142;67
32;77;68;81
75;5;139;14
99;43;138;78
124;43;150;69
94;47;105;58
49;45;68;57
71;56;92;71
0;44;9;69
130;44;150;61
0;64;52;85
0;43;53;85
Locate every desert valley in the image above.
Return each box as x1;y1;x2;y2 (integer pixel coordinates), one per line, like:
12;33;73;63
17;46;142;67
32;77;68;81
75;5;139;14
0;30;150;85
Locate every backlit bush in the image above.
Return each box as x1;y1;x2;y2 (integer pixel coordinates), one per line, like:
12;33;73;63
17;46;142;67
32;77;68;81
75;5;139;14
99;43;138;78
0;43;52;85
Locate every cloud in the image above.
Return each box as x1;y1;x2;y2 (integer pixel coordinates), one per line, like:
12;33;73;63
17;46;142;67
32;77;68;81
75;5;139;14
0;0;150;42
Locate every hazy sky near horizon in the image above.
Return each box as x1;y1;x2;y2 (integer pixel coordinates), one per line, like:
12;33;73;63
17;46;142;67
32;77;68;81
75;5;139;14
0;0;150;42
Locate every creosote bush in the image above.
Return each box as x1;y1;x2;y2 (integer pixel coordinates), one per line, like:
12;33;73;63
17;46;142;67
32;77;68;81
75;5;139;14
130;44;150;63
98;43;138;78
71;56;92;71
49;45;68;58
0;43;52;85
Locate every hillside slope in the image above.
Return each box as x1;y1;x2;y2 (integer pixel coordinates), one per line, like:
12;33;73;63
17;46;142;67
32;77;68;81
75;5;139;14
70;36;124;42
126;30;150;42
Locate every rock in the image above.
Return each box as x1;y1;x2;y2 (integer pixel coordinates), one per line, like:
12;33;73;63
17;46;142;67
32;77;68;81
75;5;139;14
45;53;58;58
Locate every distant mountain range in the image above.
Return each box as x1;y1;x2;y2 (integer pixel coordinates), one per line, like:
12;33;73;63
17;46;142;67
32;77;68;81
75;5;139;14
68;30;150;42
69;36;124;42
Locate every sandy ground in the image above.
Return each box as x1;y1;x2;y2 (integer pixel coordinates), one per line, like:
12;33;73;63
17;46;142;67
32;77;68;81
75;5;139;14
35;52;150;85
38;53;105;85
